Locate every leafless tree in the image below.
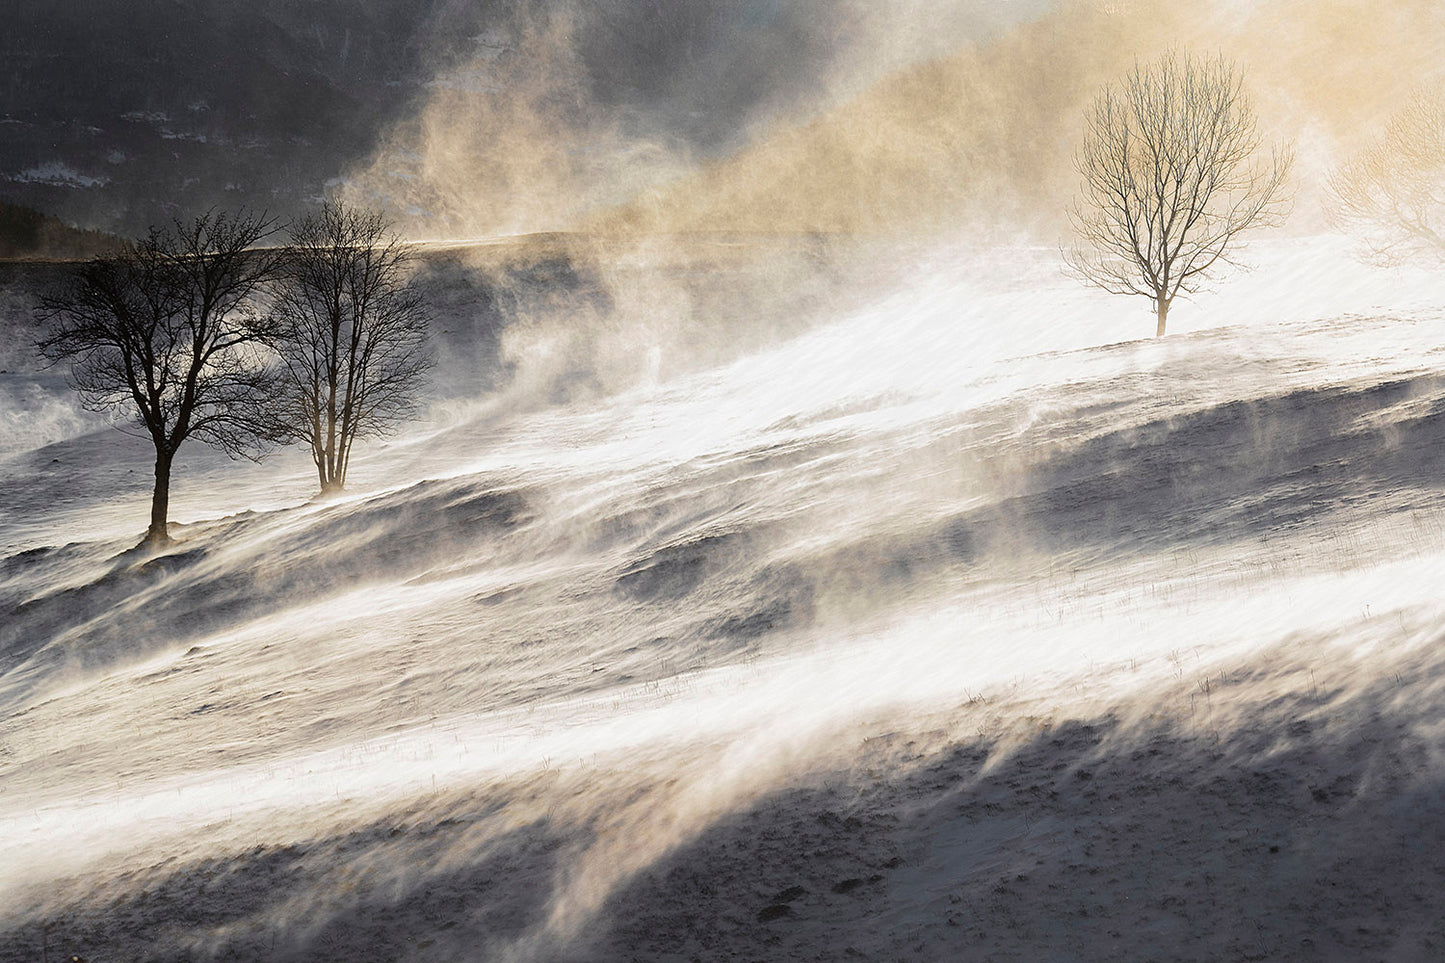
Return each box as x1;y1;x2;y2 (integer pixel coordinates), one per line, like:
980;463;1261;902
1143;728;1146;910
38;211;281;548
268;202;430;494
1064;51;1293;337
1327;91;1445;266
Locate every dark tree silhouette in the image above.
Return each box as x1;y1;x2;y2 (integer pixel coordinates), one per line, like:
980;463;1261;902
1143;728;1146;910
1327;91;1445;266
38;211;281;548
268;202;430;493
1065;51;1293;337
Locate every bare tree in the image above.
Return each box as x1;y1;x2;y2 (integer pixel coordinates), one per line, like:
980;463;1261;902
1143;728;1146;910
38;211;281;548
1065;51;1293;337
1327;91;1445;265
268;202;430;494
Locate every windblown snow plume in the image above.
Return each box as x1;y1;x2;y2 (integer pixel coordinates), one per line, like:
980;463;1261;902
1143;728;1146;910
5;234;1445;960
345;0;1445;239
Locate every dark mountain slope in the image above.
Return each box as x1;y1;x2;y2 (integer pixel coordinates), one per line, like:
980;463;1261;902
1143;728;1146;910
0;200;119;260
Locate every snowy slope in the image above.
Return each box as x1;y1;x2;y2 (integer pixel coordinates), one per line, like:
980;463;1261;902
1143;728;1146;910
2;237;1445;961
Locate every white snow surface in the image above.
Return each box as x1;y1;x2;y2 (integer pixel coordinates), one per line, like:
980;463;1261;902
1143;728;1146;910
2;235;1445;961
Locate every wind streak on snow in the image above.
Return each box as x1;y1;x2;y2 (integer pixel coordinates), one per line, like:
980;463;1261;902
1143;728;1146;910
3;242;1445;956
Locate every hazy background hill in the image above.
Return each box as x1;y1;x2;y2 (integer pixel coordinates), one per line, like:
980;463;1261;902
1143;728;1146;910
0;200;117;260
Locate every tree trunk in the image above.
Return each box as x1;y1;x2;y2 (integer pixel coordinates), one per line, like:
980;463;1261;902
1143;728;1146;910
145;450;173;547
1155;300;1169;337
315;445;343;495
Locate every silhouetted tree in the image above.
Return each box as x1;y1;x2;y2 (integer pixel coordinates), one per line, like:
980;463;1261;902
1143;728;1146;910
268;202;430;493
1327;91;1445;265
38;211;281;548
1065;51;1293;337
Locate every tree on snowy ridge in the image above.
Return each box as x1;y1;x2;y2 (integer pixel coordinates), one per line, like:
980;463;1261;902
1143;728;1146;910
263;201;431;494
37;211;282;548
1064;51;1293;337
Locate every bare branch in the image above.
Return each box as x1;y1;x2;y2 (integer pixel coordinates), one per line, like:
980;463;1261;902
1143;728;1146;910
1327;90;1445;267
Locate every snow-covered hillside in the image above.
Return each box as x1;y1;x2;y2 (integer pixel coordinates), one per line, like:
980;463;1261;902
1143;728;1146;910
2;237;1444;961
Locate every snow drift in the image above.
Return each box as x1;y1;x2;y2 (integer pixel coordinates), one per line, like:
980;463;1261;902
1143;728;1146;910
2;237;1445;961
